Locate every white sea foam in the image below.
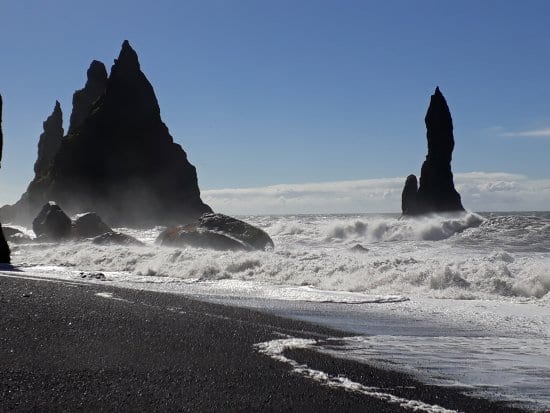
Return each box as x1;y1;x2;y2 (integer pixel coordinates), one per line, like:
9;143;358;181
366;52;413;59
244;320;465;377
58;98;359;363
255;337;457;413
8;212;550;301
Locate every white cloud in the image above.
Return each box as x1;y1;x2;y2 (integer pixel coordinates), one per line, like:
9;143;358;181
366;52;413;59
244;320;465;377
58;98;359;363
499;127;550;138
202;172;550;215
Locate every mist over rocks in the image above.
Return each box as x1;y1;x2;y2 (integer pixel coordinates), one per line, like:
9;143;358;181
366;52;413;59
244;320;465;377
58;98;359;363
68;60;107;134
0;101;66;224
1;40;211;227
0;94;10;263
401;87;465;216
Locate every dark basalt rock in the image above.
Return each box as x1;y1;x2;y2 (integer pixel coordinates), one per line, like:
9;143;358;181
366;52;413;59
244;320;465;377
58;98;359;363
350;244;369;253
72;212;112;239
32;202;72;241
46;40;212;226
157;213;274;251
402;87;465;216
401;174;419;215
157;224;248;251
92;231;144;246
68;60;108;134
2;226;33;244
1;40;211;227
0;102;65;224
199;213;274;250
34;101;64;177
0;94;10;263
0;223;10;263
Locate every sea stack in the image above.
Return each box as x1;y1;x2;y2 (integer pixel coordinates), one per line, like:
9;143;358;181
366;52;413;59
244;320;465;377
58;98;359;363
68;60;108;134
0;94;11;263
34;101;64;177
1;40;211;226
401;87;464;215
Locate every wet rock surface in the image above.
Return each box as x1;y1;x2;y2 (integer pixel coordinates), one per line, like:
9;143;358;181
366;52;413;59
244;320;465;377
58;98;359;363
92;231;144;246
157;213;274;251
32;202;72;241
72;212;112;239
1;226;32;244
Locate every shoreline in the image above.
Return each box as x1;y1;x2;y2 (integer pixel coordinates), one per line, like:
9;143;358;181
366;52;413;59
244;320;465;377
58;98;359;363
0;273;527;412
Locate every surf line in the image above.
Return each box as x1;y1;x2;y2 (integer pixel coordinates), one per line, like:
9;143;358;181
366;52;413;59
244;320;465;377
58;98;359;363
254;337;458;413
0;271;86;287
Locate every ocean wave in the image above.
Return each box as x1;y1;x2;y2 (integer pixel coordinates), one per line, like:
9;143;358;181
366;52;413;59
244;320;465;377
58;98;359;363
7;213;550;302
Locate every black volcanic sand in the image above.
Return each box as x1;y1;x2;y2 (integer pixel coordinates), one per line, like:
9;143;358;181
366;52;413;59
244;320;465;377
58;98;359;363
0;274;526;412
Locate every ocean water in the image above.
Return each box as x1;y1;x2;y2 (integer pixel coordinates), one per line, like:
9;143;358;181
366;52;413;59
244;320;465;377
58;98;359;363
4;212;550;411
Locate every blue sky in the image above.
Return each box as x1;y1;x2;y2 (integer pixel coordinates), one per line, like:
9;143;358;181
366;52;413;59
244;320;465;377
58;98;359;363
1;1;550;212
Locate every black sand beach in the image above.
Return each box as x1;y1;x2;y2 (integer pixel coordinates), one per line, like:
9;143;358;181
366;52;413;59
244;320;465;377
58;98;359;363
0;273;526;412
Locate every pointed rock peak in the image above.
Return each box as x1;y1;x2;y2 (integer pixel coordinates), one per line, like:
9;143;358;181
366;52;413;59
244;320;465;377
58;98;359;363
426;86;452;127
54;100;61;112
113;40;140;72
87;60;108;83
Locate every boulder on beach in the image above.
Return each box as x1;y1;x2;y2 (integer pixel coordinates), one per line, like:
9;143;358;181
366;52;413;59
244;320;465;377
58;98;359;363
92;231;144;246
32;202;72;241
401;87;465;216
1;226;33;244
157;213;274;251
72;212;112;239
0;40;211;227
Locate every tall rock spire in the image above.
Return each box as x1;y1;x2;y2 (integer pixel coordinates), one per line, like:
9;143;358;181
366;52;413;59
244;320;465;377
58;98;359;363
2;40;211;226
68;60;107;134
34;101;64;177
0;94;11;263
401;87;464;215
1;40;211;226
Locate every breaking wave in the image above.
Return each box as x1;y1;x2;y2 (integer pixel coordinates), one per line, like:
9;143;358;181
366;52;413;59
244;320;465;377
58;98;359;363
7;212;550;301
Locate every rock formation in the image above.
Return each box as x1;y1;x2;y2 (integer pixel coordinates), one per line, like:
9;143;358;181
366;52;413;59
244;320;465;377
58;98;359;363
0;101;65;224
1;226;32;244
32;202;72;241
68;60;107;134
401;87;465;216
72;212;111;239
92;231;144;246
0;94;11;263
1;40;211;227
157;213;274;251
34;101;64;177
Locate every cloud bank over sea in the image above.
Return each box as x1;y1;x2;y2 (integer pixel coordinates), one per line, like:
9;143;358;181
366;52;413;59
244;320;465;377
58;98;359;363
203;172;550;215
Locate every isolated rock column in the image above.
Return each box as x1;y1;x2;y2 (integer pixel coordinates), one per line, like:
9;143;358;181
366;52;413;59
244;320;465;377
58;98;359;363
0;94;11;263
402;87;464;215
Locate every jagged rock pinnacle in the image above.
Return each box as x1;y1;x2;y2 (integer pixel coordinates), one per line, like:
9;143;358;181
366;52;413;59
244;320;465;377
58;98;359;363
112;40;141;73
34;101;64;177
401;87;464;215
68;60;107;134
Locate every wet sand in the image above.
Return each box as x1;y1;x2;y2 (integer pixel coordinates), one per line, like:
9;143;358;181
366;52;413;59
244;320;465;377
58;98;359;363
0;273;525;412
